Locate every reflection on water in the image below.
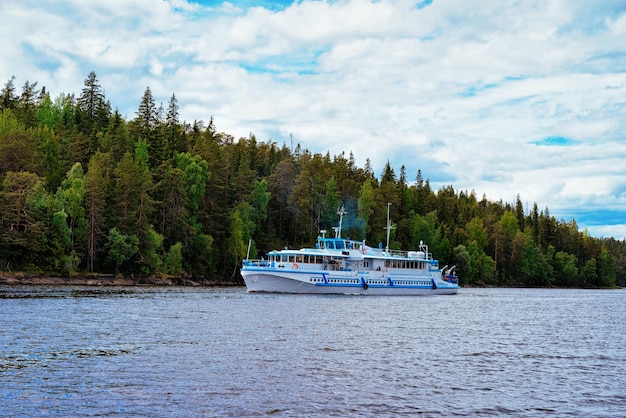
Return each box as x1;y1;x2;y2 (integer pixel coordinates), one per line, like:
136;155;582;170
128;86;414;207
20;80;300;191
1;286;625;416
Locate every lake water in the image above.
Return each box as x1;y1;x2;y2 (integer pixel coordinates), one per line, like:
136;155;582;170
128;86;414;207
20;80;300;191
1;286;625;417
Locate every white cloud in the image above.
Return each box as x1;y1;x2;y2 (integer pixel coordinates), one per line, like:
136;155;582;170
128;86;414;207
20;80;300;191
3;0;626;238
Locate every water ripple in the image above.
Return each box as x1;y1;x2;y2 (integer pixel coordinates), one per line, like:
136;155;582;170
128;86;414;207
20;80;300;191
1;286;625;416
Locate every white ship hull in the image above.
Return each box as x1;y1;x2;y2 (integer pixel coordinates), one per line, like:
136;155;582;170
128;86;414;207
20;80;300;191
241;268;458;295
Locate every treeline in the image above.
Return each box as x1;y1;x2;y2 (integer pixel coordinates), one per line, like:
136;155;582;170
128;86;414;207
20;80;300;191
0;72;624;287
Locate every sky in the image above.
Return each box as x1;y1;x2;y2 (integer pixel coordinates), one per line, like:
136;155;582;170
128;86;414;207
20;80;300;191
2;0;626;239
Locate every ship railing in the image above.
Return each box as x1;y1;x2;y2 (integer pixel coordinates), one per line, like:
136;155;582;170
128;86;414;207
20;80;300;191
364;247;432;260
241;259;314;269
242;259;271;268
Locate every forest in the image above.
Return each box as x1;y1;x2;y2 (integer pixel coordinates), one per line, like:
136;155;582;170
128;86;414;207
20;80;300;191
0;72;624;288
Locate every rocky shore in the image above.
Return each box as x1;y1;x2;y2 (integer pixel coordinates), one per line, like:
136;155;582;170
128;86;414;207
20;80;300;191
0;273;242;287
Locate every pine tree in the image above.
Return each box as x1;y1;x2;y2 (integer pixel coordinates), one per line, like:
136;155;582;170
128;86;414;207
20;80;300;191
78;71;109;134
18;80;40;128
133;87;166;168
84;152;110;272
166;93;186;154
0;76;18;111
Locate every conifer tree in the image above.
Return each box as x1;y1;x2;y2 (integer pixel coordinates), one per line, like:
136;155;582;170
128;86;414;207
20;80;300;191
165;93;186;154
77;71;109;136
18;80;40;128
0;76;18;111
84;152;110;272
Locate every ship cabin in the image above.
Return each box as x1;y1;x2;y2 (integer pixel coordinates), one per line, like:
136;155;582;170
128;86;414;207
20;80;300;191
247;235;439;275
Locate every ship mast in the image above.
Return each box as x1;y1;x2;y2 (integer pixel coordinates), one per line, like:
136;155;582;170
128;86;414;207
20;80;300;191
334;205;347;238
384;202;395;253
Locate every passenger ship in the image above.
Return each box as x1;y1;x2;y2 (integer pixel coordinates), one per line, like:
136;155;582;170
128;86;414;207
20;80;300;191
241;206;459;295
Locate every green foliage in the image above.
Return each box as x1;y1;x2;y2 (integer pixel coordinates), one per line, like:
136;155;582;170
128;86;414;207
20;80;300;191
409;212;441;257
321;176;340;231
0;172;49;270
553;251;579;287
84;152;110;273
106;227;139;275
185;230;214;278
163;242;183;276
175;152;210;219
137;224;163;275
597;249;616;288
1;76;18;111
358;179;375;226
36;93;63;130
452;244;471;284
226;208;247;270
466;241;497;285
467;217;488;251
0;111;43;175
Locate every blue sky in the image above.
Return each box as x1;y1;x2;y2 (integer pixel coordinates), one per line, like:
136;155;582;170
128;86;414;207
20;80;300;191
2;0;626;239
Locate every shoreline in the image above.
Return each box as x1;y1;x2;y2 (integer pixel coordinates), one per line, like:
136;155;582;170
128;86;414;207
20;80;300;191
1;274;620;290
0;273;241;287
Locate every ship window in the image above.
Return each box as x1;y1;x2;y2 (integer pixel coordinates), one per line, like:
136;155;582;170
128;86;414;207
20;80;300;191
326;241;335;249
296;255;303;263
335;240;344;249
